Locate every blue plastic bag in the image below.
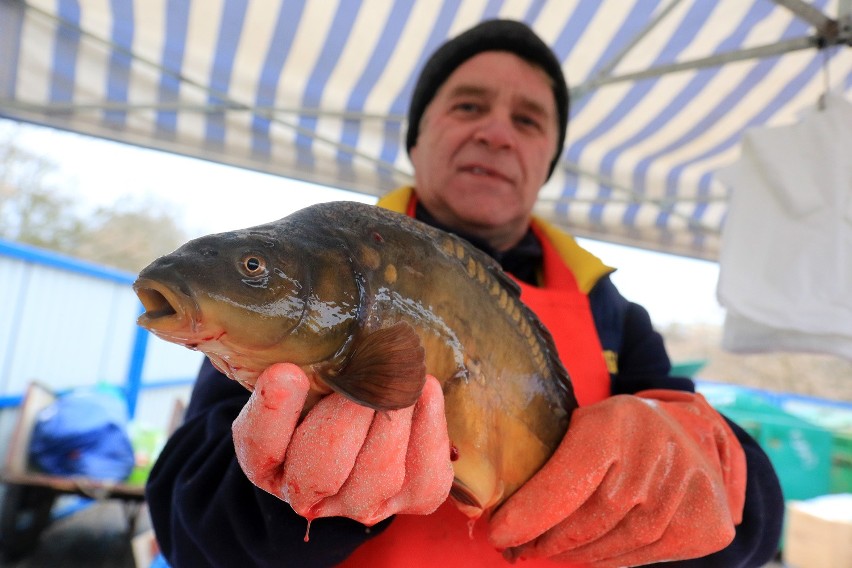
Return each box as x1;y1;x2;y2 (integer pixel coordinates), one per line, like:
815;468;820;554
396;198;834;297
29;386;135;481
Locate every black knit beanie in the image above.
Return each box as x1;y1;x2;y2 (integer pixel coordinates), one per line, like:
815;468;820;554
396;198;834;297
406;19;570;180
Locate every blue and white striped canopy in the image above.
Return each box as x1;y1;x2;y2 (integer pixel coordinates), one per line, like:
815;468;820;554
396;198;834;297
1;0;850;258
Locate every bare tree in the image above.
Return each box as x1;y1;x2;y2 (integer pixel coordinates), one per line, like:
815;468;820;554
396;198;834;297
0;125;187;272
0;127;86;249
75;196;188;272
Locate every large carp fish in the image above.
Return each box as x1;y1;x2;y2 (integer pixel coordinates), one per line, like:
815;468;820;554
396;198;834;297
133;201;577;518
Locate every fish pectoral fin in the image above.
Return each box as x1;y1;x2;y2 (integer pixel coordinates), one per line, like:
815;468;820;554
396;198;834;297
332;321;426;411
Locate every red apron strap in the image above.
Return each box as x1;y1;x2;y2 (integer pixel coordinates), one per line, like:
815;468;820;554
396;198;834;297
516;224;611;406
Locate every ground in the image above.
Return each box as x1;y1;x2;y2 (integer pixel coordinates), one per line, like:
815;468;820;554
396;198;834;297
2;500;142;567
663;324;852;402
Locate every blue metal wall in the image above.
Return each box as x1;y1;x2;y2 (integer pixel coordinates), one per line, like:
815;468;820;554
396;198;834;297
0;238;203;414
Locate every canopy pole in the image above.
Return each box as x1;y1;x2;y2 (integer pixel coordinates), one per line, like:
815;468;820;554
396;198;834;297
575;36;818;93
770;0;834;32
574;0;687;99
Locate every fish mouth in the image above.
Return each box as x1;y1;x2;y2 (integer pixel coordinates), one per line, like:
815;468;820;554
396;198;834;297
133;277;198;335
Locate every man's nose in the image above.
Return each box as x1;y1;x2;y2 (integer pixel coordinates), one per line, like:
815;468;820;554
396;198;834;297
473;114;515;150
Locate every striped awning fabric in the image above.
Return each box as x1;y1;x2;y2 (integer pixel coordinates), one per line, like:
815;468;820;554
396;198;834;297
1;0;850;258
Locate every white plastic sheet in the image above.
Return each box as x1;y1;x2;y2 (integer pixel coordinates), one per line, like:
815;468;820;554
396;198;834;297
716;94;852;360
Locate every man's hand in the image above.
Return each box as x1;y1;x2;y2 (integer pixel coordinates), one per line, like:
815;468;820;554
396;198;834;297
232;363;454;526
489;390;747;567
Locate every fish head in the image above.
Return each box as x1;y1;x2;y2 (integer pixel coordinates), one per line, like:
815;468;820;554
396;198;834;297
133;223;359;387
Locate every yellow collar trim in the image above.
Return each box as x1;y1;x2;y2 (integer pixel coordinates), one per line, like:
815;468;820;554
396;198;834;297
377;186;613;293
376;186;413;214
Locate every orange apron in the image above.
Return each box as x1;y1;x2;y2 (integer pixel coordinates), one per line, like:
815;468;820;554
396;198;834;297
340;198;611;567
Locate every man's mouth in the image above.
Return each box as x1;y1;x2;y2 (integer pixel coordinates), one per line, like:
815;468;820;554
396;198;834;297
462;165;510;181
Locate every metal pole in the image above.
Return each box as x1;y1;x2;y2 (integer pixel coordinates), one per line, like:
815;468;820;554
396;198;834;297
124;305;149;418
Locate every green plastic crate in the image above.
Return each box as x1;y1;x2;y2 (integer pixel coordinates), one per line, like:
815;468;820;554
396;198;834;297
726;408;833;501
778;399;852;496
699;384;834;501
830;433;852;494
670;359;708;378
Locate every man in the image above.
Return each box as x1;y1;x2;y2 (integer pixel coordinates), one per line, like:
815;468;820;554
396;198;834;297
147;19;783;567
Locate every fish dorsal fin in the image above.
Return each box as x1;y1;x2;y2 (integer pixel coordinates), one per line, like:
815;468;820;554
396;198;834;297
532;313;577;408
329;321;426;411
487;261;522;296
446;234;576;409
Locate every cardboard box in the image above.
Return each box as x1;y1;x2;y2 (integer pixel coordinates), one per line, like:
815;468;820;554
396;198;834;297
783;494;852;568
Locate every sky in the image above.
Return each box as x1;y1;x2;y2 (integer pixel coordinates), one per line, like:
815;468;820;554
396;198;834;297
4;119;725;328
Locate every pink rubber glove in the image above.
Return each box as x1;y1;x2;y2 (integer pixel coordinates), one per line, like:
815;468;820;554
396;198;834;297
232;363;454;527
489;390;747;567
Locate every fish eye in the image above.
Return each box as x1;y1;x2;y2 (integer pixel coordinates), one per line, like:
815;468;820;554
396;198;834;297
240;254;267;276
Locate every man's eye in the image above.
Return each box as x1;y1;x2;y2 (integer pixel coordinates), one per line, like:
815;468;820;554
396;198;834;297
515;115;541;130
453;101;480;113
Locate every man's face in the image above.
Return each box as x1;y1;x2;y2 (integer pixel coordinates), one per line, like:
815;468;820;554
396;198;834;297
409;51;560;251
